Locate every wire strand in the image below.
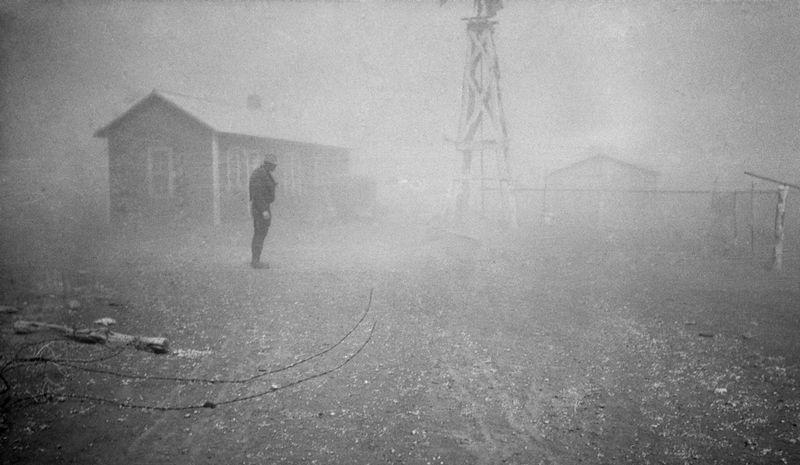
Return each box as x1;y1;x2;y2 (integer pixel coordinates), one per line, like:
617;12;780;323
47;288;373;385
14;320;376;411
8;289;377;411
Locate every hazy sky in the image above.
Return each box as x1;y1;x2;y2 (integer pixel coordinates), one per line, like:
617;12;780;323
1;0;798;188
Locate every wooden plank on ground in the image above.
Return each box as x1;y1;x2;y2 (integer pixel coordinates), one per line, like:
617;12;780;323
13;320;169;354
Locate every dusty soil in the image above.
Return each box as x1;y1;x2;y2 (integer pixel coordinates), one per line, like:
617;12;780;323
1;218;799;464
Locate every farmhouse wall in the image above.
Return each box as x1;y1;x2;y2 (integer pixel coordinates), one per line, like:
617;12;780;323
106;101;213;223
213;133;349;222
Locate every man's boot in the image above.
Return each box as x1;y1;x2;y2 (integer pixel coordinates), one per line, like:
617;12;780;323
250;245;267;269
250;244;261;268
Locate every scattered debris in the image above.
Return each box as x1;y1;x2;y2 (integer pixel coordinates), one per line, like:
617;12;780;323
0;305;18;314
93;317;117;327
13;320;169;354
173;348;213;359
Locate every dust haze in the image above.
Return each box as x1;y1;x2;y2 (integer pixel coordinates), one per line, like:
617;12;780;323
2;2;800;463
2;2;798;215
1;0;798;287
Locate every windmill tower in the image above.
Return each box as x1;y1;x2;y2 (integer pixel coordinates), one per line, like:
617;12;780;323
446;0;517;228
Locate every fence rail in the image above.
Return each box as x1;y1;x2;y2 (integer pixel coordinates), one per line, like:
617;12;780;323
466;184;799;259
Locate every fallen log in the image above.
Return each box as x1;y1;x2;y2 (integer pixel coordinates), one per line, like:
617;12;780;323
13;320;169;354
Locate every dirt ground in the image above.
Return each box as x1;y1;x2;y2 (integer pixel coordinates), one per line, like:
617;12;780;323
1;217;799;465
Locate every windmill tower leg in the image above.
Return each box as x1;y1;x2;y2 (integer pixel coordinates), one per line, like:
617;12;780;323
451;15;518;228
497;146;518;227
455;150;472;224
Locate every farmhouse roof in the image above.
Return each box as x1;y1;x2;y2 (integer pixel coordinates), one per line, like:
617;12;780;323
94;89;348;150
549;153;659;178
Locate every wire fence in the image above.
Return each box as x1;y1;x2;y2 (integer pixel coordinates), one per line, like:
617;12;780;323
473;185;800;259
3;154;798;278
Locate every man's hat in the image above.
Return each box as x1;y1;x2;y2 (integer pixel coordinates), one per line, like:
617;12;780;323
264;153;277;166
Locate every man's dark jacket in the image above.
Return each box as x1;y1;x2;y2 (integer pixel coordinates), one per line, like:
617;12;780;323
249;165;276;213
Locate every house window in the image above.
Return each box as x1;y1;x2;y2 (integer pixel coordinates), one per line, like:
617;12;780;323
246;149;262;176
239;150;252;188
225;147;264;192
147;147;174;198
226;147;245;192
281;151;299;196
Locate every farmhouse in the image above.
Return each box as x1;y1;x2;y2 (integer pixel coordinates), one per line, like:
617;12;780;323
94;90;350;224
546;153;659;232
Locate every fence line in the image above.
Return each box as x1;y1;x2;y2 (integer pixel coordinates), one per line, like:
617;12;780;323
467;185;798;258
484;187;778;195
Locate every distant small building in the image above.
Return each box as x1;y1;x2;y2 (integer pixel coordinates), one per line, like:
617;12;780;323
546;153;659;232
94;89;350;224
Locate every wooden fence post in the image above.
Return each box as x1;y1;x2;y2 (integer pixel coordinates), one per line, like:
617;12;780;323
773;185;789;271
541;178;549;226
732;191;738;240
750;182;755;257
211;133;221;225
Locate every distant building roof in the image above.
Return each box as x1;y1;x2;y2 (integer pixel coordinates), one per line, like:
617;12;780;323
549;154;659;178
94;89;348;150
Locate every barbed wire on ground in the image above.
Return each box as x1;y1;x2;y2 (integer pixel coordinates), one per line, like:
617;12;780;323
10;338;133;366
17;319;376;411
2;288;377;412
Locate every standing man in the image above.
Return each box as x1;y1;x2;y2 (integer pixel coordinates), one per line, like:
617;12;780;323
249;153;277;269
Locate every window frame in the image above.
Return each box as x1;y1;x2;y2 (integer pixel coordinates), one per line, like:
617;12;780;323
226;147;244;192
224;147;265;192
146;146;175;199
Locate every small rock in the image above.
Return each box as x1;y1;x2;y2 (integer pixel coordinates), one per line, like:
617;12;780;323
67;299;81;310
94;317;117;327
714;387;728;395
0;305;18;314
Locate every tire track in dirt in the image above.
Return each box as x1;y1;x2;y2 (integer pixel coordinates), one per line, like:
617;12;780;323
122;268;284;463
413;246;664;464
430;328;558;465
399;251;563;465
180;341;278;464
125;326;239;461
125;272;374;464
